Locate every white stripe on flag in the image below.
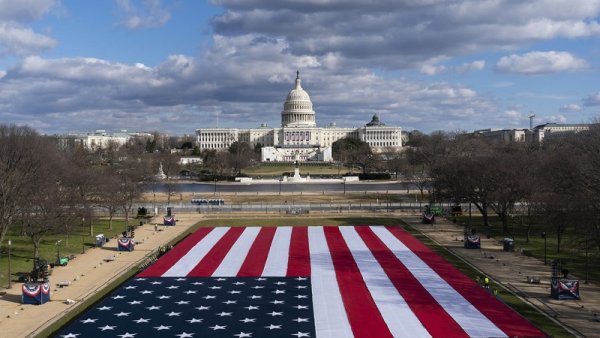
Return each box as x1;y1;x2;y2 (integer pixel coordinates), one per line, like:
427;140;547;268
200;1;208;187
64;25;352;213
261;226;292;276
339;226;432;338
212;226;261;277
370;226;507;338
163;227;229;277
308;226;354;338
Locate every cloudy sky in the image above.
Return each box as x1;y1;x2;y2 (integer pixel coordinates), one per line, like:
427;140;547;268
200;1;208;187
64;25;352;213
1;0;600;135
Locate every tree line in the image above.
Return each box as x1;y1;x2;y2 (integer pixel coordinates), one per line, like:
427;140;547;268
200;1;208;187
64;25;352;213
4;121;600;267
404;126;600;257
0;125;181;263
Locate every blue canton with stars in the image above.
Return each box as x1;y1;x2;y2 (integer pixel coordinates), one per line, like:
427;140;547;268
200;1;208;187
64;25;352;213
54;277;315;338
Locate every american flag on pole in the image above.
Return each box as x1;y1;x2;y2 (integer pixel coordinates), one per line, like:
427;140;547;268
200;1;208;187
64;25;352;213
56;226;546;338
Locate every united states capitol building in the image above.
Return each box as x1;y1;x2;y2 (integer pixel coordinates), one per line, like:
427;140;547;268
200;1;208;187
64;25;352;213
196;72;402;162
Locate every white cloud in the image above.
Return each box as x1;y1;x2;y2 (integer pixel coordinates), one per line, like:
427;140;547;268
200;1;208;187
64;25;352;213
546;114;568;123
3;0;600;134
0;22;56;56
0;0;58;58
0;0;58;22
584;92;600;106
505;110;522;119
455;60;485;73
495;51;589;74
0;36;501;134
420;63;446;76
420;59;485;76
559;103;582;112
115;0;171;29
212;0;600;70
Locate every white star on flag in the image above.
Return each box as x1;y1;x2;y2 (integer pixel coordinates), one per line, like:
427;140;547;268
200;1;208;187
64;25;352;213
98;325;116;331
186;318;203;323
209;325;226;330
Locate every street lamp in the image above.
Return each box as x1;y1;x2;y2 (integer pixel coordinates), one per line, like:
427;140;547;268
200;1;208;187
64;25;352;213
343;178;346;195
7;239;11;288
279;178;282;195
213;178;217;195
152;182;156;215
541;232;547;265
81;216;86;254
56;240;62;263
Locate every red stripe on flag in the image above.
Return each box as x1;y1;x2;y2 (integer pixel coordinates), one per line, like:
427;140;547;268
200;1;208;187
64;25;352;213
324;226;393;338
287;226;310;276
138;227;214;277
187;227;245;277
385;226;546;338
355;226;469;338
237;227;277;277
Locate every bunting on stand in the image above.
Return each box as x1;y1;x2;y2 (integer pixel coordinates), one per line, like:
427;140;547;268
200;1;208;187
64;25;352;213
22;282;51;305
117;237;135;252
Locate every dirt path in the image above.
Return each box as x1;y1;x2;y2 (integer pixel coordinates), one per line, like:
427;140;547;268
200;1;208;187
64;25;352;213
403;216;600;337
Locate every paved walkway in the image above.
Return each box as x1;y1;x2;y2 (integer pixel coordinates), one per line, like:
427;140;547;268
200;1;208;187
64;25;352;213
403;216;600;338
0;214;204;338
1;213;599;337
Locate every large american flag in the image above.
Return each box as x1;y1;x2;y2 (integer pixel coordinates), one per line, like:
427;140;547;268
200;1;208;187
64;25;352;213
56;226;546;337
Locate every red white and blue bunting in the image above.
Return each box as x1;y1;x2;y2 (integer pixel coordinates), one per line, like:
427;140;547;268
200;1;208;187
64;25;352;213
22;282;51;304
118;237;135;251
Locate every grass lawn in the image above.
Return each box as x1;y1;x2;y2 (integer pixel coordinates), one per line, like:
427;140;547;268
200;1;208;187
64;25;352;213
0;218;139;288
454;215;600;285
242;163;353;177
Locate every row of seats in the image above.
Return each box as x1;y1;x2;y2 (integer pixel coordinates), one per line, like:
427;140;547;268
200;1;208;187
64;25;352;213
191;198;225;205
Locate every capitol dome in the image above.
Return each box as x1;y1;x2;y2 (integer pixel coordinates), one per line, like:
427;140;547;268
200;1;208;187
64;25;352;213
281;71;316;128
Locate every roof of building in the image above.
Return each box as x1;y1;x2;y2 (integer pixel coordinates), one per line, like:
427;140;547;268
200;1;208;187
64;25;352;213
285;70;312;104
366;114;386;127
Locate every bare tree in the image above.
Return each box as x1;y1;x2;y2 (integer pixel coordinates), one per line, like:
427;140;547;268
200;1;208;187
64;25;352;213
332;138;372;174
0;125;45;249
486;144;533;235
19;137;76;264
96;169;121;230
112;158;146;230
228;141;252;175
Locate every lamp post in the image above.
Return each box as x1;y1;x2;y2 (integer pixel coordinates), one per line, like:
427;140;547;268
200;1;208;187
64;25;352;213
56;240;62;263
279;178;282;195
213;178;217;195
152;182;156;215
81;216;86;254
7;239;11;288
541;232;547;265
343;178;346;195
